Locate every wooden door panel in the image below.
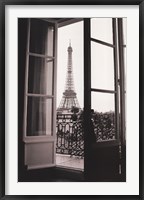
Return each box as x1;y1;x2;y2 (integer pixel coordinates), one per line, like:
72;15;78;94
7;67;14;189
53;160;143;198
23;19;57;170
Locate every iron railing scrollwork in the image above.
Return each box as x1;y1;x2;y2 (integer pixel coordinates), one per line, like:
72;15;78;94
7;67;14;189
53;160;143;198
56;114;84;157
56;112;116;157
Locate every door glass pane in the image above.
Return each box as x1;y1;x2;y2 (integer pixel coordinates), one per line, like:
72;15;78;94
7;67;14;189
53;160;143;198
91;41;114;90
28;56;53;95
91;18;113;44
30;19;54;56
91;92;116;142
27;97;53;136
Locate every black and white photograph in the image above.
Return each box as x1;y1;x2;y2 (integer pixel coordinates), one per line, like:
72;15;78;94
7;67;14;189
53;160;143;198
1;3;141;197
18;17;127;182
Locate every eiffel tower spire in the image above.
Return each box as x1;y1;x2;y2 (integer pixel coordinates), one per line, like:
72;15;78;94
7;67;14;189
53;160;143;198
57;41;80;113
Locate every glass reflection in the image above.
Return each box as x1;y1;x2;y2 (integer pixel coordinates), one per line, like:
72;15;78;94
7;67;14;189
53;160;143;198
27;97;52;136
28;56;53;95
91;41;114;90
91;92;116;141
30;19;54;56
91;18;113;44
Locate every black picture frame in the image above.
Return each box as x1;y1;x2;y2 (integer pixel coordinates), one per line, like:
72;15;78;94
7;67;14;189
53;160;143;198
0;0;143;199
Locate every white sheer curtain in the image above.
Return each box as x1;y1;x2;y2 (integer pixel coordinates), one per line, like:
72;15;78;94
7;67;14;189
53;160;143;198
27;20;54;136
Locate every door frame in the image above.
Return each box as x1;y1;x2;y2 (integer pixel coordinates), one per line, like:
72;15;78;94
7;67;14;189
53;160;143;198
18;17;126;181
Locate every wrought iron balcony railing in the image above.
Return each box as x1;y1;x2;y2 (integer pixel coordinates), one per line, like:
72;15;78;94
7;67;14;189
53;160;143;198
56;112;116;157
56;114;84;157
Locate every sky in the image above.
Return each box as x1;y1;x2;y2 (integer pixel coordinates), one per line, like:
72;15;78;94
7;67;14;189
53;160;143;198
57;21;84;109
57;19;126;112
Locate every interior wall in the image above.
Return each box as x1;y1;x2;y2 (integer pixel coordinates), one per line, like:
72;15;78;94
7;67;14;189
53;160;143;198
18;18;28;180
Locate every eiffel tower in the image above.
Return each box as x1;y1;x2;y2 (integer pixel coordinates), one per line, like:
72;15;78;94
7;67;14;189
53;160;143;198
57;41;80;113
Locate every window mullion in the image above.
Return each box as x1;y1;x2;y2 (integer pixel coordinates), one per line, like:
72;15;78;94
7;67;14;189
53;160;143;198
91;88;116;94
84;18;91;179
113;18;120;141
90;37;115;48
23;19;30;139
28;52;55;60
26;93;54;98
118;18;126;146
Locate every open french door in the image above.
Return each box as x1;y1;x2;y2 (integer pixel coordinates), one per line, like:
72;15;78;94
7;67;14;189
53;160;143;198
84;18;126;181
22;18;126;181
23;19;57;169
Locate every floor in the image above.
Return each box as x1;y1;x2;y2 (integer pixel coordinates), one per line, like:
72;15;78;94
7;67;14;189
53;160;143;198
56;154;84;171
